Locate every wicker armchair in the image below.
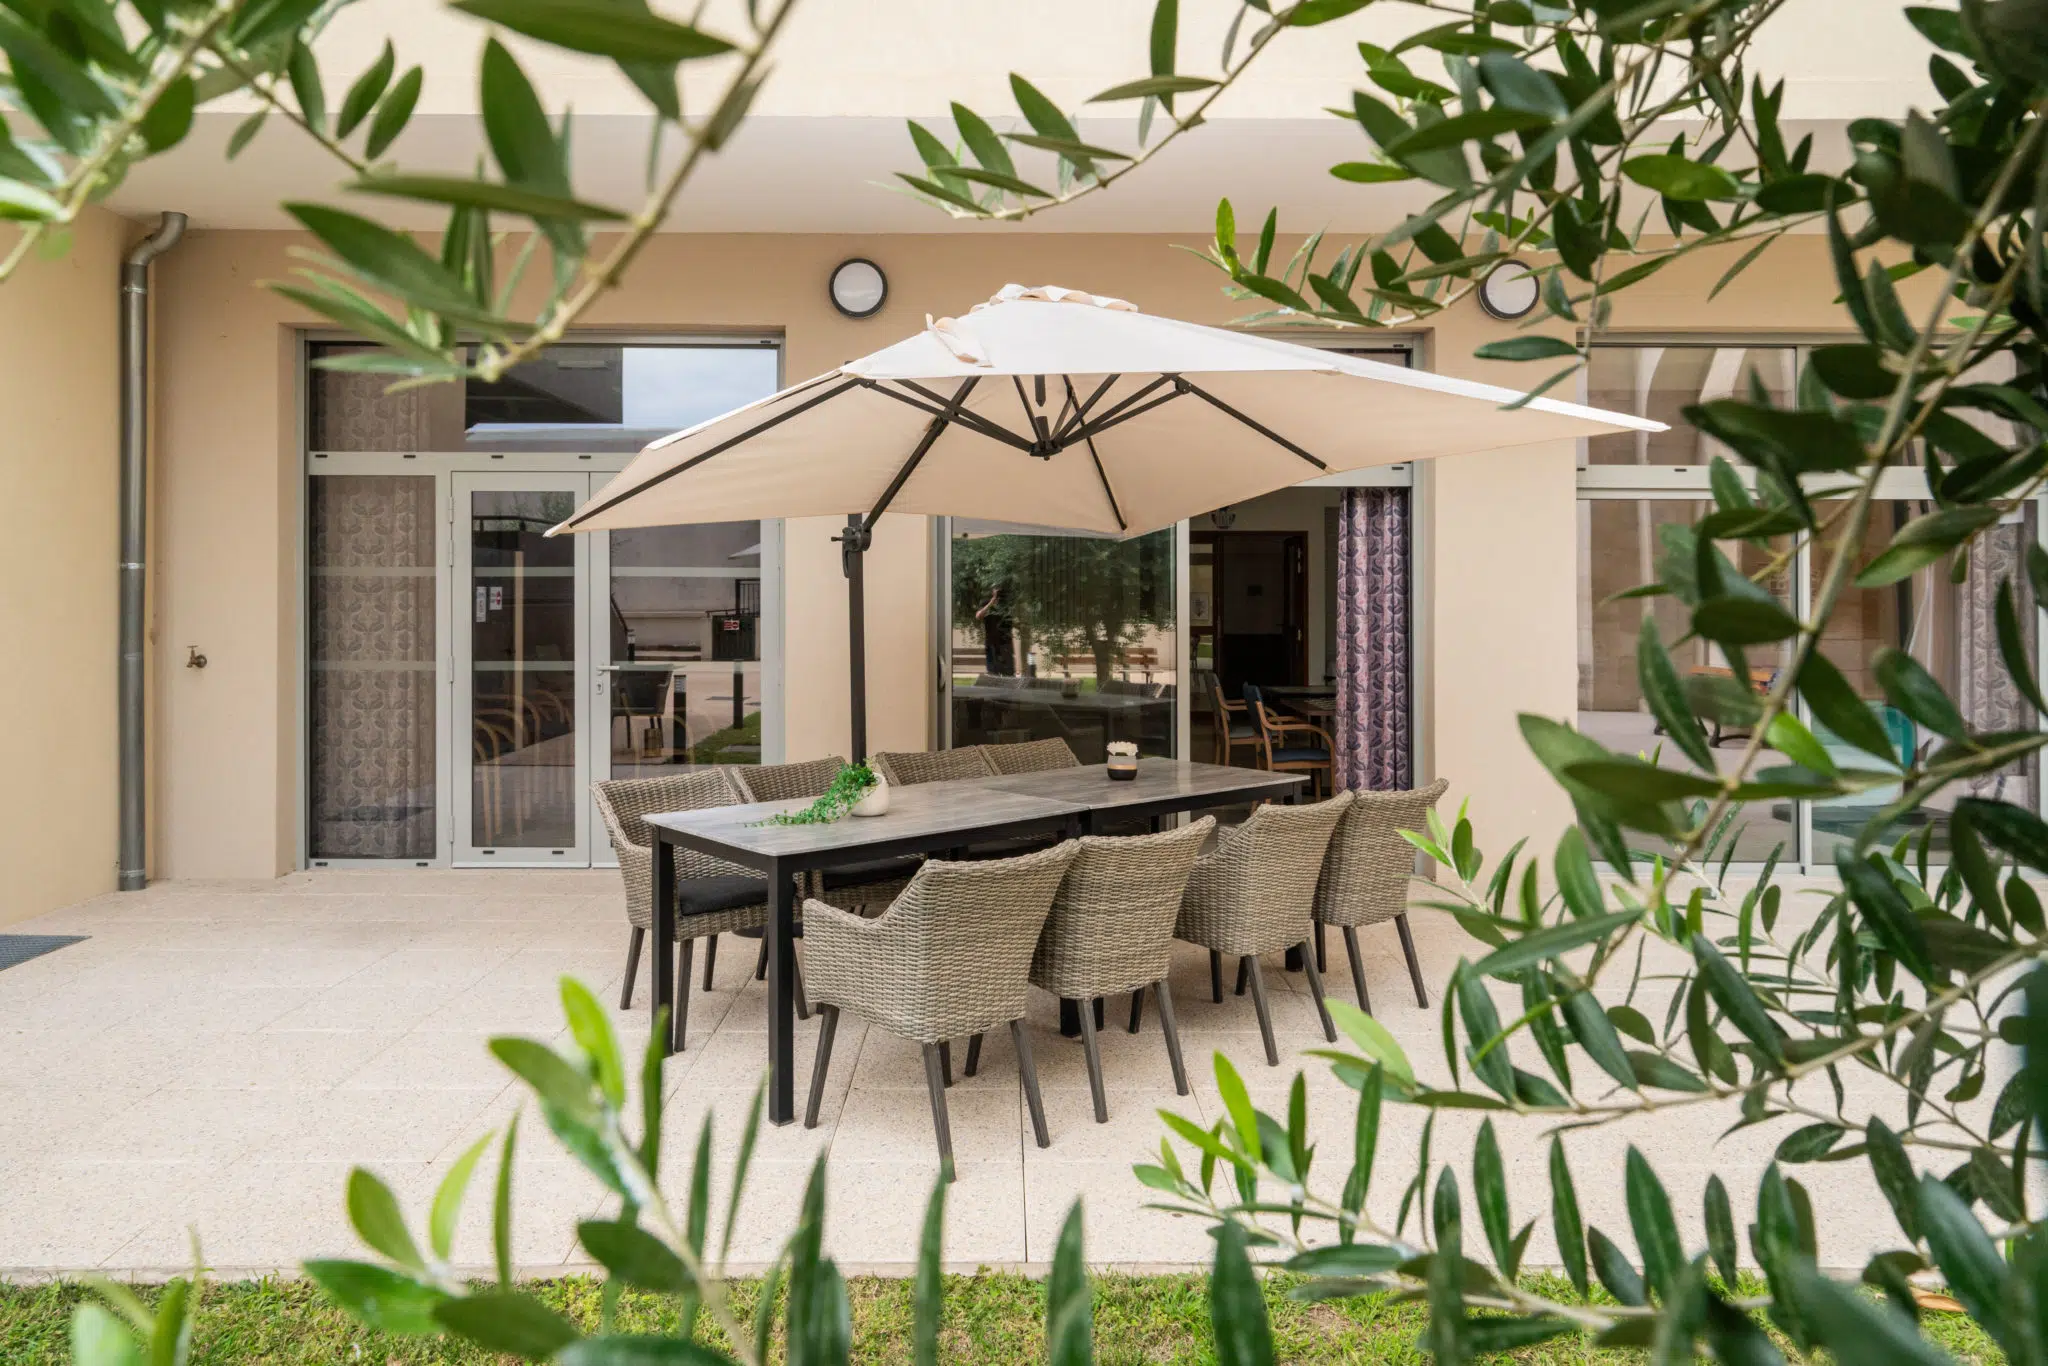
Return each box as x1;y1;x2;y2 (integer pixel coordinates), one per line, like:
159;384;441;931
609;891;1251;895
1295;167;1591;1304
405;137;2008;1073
1314;779;1448;1012
982;737;1079;775
1176;793;1353;1065
593;771;807;1052
801;841;1081;1174
1025;819;1214;1120
871;747;997;786
727;756;846;804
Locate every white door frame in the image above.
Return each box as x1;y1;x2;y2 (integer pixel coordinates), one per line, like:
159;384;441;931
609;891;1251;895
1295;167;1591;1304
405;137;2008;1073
453;471;594;867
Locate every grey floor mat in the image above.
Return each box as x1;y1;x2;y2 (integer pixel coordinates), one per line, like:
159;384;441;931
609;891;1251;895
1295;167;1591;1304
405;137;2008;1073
0;934;86;972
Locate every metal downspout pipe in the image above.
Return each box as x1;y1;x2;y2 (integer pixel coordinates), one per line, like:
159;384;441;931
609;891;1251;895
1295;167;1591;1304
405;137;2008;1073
118;211;185;891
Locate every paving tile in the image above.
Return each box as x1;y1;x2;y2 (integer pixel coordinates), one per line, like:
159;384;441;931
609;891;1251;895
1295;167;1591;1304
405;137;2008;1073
266;1085;512;1163
157;1031;404;1091
827;1159;1025;1268
0;1160;206;1270
67;1088;312;1163
336;1032;514;1091
1023;1160;1214;1267
834;1082;1018;1165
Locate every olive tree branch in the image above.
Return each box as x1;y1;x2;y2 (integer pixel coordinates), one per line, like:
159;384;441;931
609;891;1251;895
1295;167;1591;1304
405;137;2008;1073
0;0;240;283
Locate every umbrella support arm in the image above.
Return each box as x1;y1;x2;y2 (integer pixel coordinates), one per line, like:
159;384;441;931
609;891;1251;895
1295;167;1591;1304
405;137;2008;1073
836;379;976;763
839;515;871;761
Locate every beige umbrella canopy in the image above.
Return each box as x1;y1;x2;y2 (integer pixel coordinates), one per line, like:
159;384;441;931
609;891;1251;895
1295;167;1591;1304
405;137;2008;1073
554;284;1664;753
557;284;1662;541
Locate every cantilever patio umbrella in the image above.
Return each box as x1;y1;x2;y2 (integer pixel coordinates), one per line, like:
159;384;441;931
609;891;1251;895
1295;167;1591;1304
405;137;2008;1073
553;283;1664;755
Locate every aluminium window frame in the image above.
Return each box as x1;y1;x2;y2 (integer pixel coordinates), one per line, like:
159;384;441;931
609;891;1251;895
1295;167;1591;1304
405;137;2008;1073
296;329;787;870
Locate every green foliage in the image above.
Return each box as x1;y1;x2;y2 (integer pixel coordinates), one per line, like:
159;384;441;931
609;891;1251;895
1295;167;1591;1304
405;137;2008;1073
951;530;1174;686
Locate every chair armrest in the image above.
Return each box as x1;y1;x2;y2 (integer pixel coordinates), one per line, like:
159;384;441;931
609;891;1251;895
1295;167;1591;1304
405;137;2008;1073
800;896;900;1010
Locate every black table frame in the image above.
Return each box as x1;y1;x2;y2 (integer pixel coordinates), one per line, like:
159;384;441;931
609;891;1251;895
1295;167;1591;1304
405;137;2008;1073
651;765;1309;1127
653;806;1083;1125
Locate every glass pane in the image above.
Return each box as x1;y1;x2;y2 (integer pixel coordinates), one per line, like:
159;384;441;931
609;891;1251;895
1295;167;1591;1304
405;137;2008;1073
1584;346;1797;466
606;522;763;777
308;476;436;859
1577;498;1797;861
471;490;578;849
1811;501;2040;860
309;343;779;453
950;529;1177;762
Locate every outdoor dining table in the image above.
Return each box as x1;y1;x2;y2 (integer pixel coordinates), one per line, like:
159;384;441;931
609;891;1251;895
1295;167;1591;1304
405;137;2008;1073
645;758;1306;1124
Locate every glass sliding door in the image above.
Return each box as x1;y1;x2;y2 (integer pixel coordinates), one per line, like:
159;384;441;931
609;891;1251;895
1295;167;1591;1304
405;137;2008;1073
455;475;590;863
946;526;1178;761
307;475;439;861
596;520;766;780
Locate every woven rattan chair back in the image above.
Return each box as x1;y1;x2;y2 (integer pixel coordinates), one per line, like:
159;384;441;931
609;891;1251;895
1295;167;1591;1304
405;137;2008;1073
871;747;997;786
593;771;749;929
727;756;847;804
1177;793;1352;957
983;737;1079;775
1031;818;1214;999
1314;779;1449;929
805;841;1079;1042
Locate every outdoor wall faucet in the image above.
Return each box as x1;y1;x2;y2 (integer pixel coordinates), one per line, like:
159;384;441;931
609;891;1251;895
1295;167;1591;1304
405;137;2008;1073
185;646;207;670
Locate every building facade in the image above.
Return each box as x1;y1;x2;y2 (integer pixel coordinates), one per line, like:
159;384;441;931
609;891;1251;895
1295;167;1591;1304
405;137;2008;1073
0;1;1981;922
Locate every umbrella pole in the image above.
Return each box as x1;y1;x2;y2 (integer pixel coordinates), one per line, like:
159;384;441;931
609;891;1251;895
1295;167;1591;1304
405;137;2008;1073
841;514;871;761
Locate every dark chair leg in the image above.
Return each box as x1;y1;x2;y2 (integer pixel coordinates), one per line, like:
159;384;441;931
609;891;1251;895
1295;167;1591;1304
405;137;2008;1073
1127;989;1144;1034
1154;979;1189;1097
1343;926;1372;1015
1077;1000;1110;1123
922;1043;955;1180
620;927;645;1010
702;934;718;992
674;938;695;1053
1396;913;1429;1007
938;1040;954;1087
1012;1020;1050;1149
1244;956;1279;1066
804;1004;839;1128
1315;924;1327;973
754;935;769;981
1235;957;1250;997
1210;950;1224;1004
1300;939;1337;1043
964;1033;983;1077
1092;996;1106;1030
792;958;810;1021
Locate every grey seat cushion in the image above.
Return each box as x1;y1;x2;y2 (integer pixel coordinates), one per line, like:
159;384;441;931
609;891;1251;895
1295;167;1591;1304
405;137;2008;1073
678;875;769;918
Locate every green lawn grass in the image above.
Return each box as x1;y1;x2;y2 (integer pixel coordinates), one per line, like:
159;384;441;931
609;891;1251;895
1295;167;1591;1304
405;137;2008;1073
0;1272;2003;1364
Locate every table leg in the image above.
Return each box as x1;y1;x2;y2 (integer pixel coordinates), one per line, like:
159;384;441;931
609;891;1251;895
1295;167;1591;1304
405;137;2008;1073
653;834;677;1057
767;857;796;1125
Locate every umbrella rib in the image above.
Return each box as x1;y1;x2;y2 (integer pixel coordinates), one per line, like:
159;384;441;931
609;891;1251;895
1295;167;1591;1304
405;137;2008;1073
1066;377;1127;533
1064;374;1171;442
1055;374;1121;442
1065;383;1185;444
864;378;980;526
1175;380;1328;471
863;379;1036;453
558;375;865;529
1012;375;1051;448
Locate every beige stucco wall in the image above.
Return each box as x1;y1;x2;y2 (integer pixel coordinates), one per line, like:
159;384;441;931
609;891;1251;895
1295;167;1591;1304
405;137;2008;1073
0;207;128;925
145;227;1873;880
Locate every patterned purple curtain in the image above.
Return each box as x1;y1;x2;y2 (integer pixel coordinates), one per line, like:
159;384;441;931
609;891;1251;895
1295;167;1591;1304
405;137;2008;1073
1335;488;1411;791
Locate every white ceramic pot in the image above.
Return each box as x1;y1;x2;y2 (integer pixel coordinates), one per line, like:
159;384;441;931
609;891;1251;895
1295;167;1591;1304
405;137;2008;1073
850;776;890;817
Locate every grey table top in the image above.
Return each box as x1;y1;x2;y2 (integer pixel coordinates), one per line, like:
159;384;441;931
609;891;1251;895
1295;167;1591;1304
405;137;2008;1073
972;758;1305;810
646;778;1085;862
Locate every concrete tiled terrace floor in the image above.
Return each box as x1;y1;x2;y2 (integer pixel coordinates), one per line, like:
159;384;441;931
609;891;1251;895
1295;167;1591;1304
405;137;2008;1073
0;870;1906;1279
